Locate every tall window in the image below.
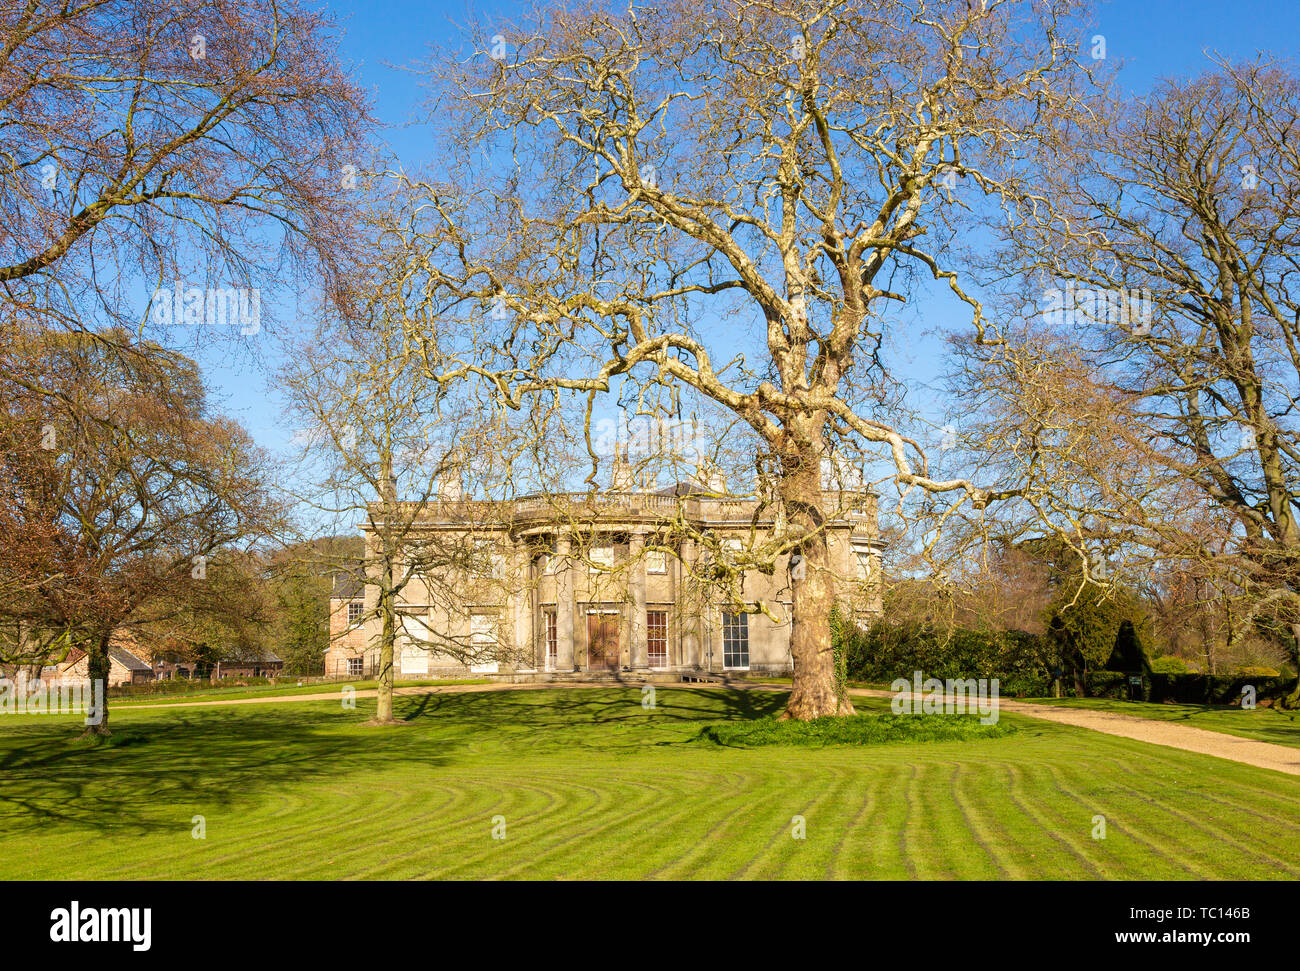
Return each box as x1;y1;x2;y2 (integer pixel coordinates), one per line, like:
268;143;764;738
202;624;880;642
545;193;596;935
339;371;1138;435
471;612;497;648
347;601;363;626
400;616;432;674
646;549;667;574
647;610;668;667
856;550;872;579
722;611;749;669
470;612;500;674
545;609;558;668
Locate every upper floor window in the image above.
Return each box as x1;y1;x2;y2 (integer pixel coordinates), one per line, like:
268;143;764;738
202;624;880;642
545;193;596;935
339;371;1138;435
856;551;872;579
589;544;614;571
539;537;558;574
646;549;667;574
347;601;363;626
722;539;747;584
474;538;505;577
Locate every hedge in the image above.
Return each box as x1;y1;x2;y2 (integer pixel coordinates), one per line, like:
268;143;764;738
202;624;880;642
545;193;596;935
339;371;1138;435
1083;671;1292;705
835;613;1294;703
835;616;1054;698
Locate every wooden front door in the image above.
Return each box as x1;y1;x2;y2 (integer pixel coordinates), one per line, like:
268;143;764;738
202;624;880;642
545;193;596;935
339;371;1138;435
586;613;621;670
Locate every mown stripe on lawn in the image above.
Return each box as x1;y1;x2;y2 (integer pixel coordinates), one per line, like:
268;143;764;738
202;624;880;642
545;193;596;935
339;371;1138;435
1043;761;1209;879
4;688;1300;880
948;761;1016;879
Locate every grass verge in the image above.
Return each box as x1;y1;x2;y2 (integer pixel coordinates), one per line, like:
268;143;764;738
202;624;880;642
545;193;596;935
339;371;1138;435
696;712;1014;747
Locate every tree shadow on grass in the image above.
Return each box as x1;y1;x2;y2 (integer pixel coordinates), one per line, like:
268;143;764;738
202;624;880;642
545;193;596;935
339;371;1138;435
0;703;451;838
0;687;790;839
397;685;788;751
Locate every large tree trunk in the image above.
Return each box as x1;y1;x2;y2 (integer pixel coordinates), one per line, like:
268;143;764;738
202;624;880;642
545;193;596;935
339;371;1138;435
373;574;398;725
80;633;112;737
780;451;855;721
371;462;400;725
1283;625;1300;711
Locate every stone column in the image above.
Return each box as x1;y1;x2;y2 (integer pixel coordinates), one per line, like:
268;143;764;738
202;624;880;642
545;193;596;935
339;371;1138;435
629;532;648;669
679;537;699;668
556;533;576;671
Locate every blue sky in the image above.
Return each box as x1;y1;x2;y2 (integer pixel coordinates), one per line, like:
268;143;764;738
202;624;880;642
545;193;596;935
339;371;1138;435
192;0;1300;465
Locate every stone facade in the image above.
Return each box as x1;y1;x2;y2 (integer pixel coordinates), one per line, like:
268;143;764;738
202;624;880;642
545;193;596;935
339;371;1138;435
348;485;884;678
324;571;369;678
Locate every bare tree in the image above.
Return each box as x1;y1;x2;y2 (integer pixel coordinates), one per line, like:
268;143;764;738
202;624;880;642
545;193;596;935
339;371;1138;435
0;328;280;735
959;60;1300;703
367;0;1093;718
280;285;524;724
0;0;371;337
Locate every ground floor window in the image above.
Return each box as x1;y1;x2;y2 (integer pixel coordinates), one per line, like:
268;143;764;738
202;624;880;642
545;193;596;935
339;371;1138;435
647;610;668;666
400;615;432;674
544;609;558;668
347;657;363;677
470;612;500;674
722;611;749;669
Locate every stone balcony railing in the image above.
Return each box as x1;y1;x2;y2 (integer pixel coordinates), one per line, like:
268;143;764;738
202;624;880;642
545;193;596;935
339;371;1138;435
511;490;684;516
382;488;877;532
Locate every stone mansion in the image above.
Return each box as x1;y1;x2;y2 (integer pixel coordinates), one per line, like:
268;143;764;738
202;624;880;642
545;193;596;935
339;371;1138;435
326;483;884;680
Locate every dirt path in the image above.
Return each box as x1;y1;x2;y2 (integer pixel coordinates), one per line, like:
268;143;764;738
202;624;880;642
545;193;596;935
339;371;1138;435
122;678;1300;776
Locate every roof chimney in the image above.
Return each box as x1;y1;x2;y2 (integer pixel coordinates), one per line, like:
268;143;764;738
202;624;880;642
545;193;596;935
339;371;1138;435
611;444;638;491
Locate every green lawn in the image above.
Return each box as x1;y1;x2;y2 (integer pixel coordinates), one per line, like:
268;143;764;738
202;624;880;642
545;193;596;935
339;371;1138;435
112;678;491;707
2;687;1298;879
1020;697;1300;749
